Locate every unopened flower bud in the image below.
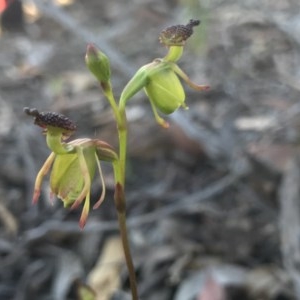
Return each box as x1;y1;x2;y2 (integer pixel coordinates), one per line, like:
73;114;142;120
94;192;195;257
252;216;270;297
85;43;111;83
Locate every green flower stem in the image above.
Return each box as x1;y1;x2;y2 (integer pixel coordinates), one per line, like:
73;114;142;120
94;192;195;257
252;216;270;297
163;46;183;62
104;87;137;299
117;108;128;183
101;82;122;126
46;131;73;154
101;83;128;184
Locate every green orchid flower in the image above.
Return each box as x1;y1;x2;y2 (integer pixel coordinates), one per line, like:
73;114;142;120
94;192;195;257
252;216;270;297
24;108;118;228
119;19;209;128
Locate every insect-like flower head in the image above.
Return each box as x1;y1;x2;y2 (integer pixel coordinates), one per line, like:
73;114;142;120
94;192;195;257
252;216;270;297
119;19;209;127
24;108;118;228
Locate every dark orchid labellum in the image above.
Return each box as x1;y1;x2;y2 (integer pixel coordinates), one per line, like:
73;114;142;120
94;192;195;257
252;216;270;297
159;19;201;46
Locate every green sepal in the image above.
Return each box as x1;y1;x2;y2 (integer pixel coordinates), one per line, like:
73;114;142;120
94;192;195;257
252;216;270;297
50;147;97;207
93;140;118;162
145;67;185;114
119;63;150;109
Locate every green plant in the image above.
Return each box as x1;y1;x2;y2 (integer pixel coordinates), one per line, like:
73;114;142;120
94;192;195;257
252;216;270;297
25;19;208;300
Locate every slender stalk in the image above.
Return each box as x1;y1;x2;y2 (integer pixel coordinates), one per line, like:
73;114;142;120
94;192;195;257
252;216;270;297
101;82;122;125
112;161;138;299
101;84;127;182
117;210;138;300
105;86;138;298
117;108;128;183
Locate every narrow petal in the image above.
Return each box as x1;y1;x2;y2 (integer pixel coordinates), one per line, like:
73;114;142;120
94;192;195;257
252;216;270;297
70;146;91;210
93;153;106;209
148;97;169;128
171;63;209;91
33;152;56;204
79;191;90;229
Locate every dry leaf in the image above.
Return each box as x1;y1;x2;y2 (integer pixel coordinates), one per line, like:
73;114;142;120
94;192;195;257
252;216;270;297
87;236;124;300
198;275;226;300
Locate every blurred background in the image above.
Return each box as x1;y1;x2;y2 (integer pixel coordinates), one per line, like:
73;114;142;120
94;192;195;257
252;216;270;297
1;0;300;299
